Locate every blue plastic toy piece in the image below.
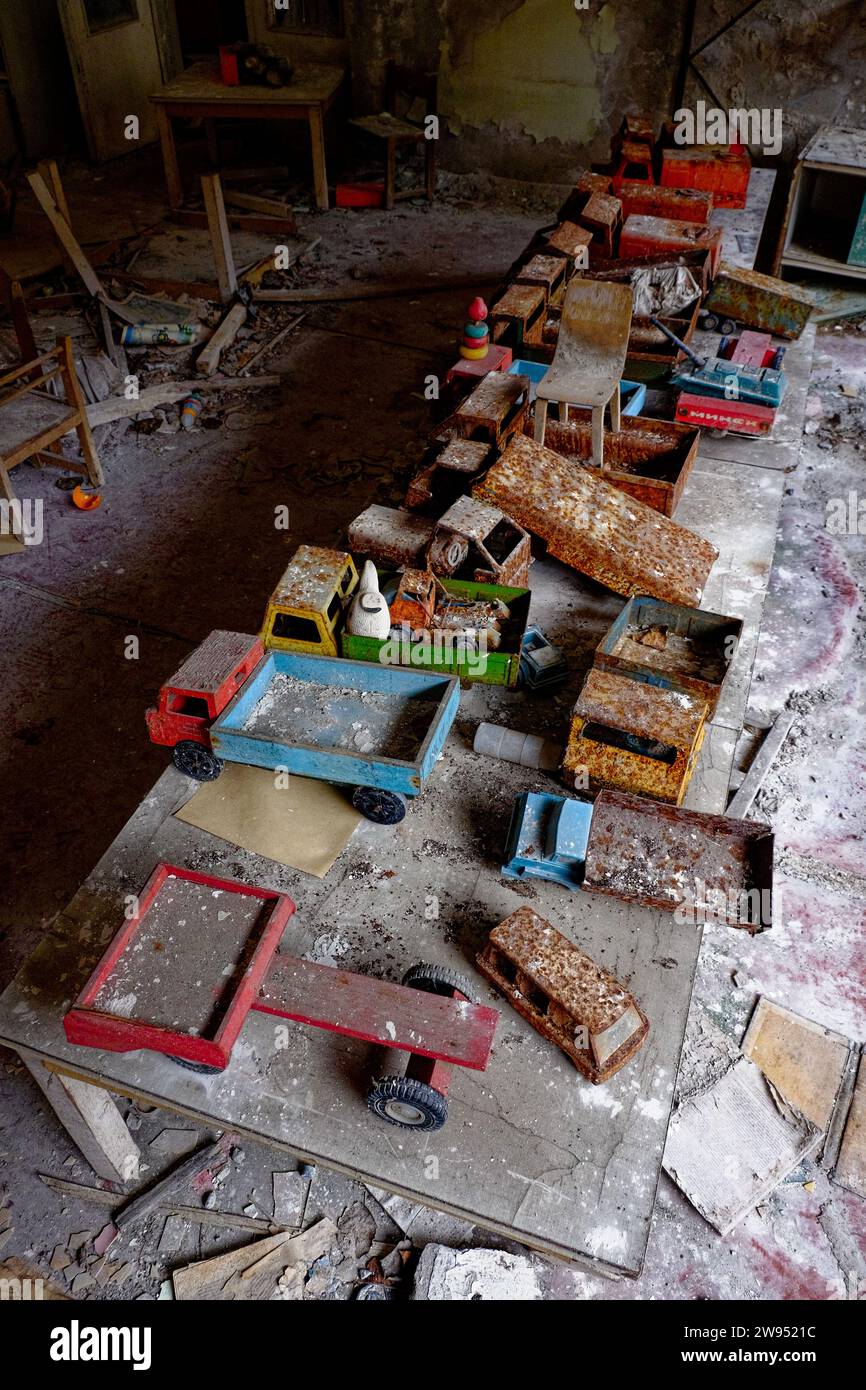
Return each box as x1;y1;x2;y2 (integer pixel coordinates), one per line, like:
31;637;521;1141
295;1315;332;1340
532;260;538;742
508;360;646;417
519;625;568;690
502;791;594;891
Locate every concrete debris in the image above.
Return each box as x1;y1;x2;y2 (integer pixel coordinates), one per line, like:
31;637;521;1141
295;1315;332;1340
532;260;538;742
664;1057;822;1235
412;1244;544;1301
272;1170;309;1229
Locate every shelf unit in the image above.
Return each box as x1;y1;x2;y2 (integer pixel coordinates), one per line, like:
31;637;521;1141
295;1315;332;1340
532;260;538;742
774;125;866;282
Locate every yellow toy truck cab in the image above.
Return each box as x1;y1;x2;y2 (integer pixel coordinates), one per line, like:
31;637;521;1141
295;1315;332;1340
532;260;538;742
262;545;359;655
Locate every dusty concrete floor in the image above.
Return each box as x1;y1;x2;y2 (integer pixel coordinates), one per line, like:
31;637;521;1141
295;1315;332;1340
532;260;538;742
0;153;864;1299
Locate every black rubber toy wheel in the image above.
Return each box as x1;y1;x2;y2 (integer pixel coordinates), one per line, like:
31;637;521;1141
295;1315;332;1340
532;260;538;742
351;785;407;824
367;1075;448;1131
402;962;477;1004
700;312;719;332
719;317;737;336
172;740;223;781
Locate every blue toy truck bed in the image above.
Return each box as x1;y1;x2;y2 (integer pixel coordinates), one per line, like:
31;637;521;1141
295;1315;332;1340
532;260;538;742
210;651;459;797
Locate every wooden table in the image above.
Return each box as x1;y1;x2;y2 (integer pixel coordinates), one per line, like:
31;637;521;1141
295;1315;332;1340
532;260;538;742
149;61;346;213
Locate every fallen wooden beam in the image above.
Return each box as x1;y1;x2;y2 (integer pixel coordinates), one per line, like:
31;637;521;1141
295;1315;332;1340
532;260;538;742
26;171;105;299
253;271;503;303
172;209;297;236
727;710;796;818
201;173;238;303
196;300;248;376
238;313;305;374
114;1137;227;1232
85;373;281;427
223;188;295;219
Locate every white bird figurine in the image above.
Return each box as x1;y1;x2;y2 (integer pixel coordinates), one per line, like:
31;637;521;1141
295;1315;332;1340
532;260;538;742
347;560;392;639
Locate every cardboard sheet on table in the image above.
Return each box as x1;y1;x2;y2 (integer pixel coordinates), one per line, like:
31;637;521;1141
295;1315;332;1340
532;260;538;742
174;763;361;877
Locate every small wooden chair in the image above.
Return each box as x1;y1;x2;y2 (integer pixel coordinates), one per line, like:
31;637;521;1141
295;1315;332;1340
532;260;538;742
0;337;103;516
534;280;633;469
351;63;437;210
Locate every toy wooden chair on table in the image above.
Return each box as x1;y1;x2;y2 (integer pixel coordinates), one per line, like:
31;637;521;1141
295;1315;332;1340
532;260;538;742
350;62;437;209
533;280;633;469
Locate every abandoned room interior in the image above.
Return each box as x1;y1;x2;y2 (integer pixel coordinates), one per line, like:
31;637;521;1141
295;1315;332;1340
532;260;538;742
0;0;865;1329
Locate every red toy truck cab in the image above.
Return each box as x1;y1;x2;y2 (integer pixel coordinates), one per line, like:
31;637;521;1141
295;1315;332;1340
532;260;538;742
146;631;263;777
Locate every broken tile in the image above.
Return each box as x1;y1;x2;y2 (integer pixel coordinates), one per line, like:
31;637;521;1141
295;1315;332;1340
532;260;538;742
272;1171;308;1229
412;1245;543;1300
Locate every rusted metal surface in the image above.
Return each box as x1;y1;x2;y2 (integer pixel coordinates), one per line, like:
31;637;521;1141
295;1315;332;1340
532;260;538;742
529;411;699;517
516;253;567;305
435;494;532;587
563;667;708;805
704;263;814;340
163;630;261;699
594;595;743;715
389;568;436;629
434;370;530;447
620;214;723;275
473;433;717;606
617;182;712;224
476;906;649;1083
543;220;593;264
576;170;613;196
580;191;622;257
267;544;357;613
348;504;447;570
584;789;773;931
660;146;750;209
489;284;545;348
348;499;530;586
405;438;491;514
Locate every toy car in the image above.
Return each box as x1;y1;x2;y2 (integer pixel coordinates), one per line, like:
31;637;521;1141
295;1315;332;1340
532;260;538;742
261;544;358;656
145;630;264;781
477;906;649;1083
519;625;568;690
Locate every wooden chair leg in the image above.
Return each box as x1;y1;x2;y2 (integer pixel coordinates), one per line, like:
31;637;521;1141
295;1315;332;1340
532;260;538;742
385;139;397;210
534;398;549;445
591;405;604;469
425;137;436;201
609;381;621;433
59;336;104;487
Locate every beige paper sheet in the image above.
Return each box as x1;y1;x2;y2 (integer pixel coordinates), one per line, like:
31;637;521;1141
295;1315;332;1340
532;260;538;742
174;763;361;878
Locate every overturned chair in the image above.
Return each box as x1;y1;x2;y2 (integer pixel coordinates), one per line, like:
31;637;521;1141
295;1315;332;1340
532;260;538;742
533;279;633;468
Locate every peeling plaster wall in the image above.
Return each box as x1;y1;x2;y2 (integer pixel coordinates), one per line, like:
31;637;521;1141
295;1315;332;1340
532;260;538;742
344;0;687;182
682;0;866;161
343;0;865;183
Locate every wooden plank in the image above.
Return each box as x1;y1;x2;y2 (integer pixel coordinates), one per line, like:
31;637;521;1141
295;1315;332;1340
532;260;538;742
201;173;237;303
238;314;305;374
255;956;498;1070
172;209;296;236
253;272;503;303
37;160;75;278
223;188;295;219
114;1138;226;1231
85;374;281;427
835;1055;866;1198
25;171;105;299
726;710;796;817
22;1055;139;1185
196;301;248;376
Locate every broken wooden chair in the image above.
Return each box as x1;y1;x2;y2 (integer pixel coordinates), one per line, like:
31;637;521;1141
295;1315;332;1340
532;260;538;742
533;279;633;469
350;63;436;210
0;337;103;512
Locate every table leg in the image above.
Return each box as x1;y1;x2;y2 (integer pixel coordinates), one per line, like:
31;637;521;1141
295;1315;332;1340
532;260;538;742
21;1053;140;1184
204;118;220;167
534;397;548;444
155;105;183;211
308;105;329;211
